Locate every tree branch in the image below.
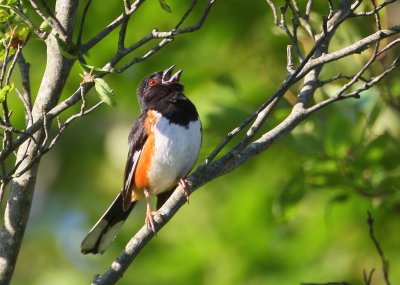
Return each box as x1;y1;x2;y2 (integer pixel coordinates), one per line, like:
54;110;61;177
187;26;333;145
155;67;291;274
0;0;218;163
205;0;358;164
94;1;400;283
0;0;79;283
297;27;400;79
30;0;68;40
0;0;398;284
80;0;145;53
367;212;391;285
16;52;33;125
104;0;216;72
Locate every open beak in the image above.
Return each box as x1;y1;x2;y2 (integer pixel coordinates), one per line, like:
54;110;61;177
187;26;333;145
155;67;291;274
162;65;183;84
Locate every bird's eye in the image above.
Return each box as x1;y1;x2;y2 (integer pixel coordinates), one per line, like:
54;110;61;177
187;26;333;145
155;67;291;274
148;79;158;87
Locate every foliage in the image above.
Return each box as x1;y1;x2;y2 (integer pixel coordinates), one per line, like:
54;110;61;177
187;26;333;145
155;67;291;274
0;0;399;285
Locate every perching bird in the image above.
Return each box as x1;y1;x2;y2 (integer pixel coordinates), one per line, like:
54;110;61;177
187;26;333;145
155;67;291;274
81;65;202;254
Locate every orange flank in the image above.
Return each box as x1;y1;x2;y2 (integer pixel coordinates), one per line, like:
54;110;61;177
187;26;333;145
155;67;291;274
132;110;159;201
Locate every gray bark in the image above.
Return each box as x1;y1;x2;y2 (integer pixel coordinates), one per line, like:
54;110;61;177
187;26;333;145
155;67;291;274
0;1;78;284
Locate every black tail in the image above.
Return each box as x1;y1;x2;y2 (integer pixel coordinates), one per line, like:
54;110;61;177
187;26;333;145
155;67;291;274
81;192;136;254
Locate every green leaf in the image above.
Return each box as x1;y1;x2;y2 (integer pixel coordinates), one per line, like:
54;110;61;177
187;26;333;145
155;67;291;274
79;62;108;76
39;21;51;34
0;82;14;103
55;34;77;60
158;0;171;12
94;78;115;106
15;24;30;40
215;73;237;90
0;8;9;22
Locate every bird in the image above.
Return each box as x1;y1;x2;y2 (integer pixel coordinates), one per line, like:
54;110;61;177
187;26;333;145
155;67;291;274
81;65;202;254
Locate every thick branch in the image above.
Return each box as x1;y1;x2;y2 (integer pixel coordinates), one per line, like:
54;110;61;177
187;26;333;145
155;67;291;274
205;0;356;164
297;27;400;79
0;0;79;283
94;2;387;283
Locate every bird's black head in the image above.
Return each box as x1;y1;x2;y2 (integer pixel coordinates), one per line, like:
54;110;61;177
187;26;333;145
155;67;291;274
137;65;184;110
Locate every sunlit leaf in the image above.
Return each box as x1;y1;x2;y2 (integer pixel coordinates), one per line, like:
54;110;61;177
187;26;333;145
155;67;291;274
39;21;51;34
16;24;29;40
158;0;171;12
79;62;108;76
0;8;9;22
94;78;115;106
0;82;14;103
55;34;77;59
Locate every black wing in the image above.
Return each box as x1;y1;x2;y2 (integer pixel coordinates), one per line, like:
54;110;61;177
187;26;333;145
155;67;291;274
122;112;148;211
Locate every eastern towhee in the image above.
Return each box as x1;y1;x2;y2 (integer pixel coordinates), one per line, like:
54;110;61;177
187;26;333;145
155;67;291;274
81;65;202;254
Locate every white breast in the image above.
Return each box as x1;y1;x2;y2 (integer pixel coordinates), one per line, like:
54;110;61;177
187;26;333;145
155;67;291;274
147;114;201;194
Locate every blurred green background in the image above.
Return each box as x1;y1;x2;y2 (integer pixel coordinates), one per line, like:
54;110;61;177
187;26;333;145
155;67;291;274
4;0;400;284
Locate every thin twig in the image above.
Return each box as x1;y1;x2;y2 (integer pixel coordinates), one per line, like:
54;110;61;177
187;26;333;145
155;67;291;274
15;88;33;126
286;45;295;73
0;36;18;151
205;1;361;164
175;0;198;29
0;81;93;162
363;268;375;285
367;211;391;285
0;4;47;40
232;96;280;155
327;0;334;19
12;101;103;179
305;0;313;19
28;0;67;39
91;3;400;284
79;85;87;116
16;52;32;125
118;13;129;51
42;101;102;155
105;0;216;72
80;0;146;54
371;0;381;31
5;44;22;86
3;152;28;180
290;0;301;16
316;73;368;87
123;0;131;12
336;7;383;98
0;35;11;87
41;111;49;149
279;3;294;40
0;182;5;204
306;56;400;114
296;27;400;79
352;0;397;17
109;38;174;73
0;125;37;143
280;1;305;59
377;38;400;57
38;0;67;38
77;0;93;49
265;0;279;25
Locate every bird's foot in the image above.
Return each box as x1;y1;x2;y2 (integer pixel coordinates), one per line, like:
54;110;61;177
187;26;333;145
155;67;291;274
145;210;160;234
144;189;158;234
178;178;190;204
